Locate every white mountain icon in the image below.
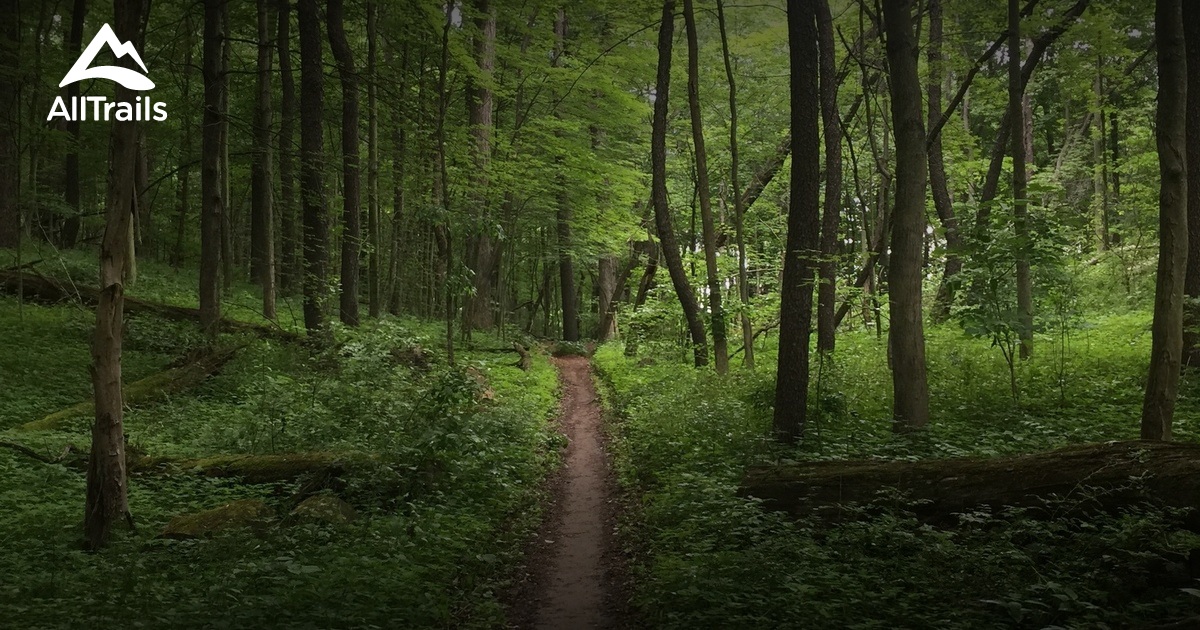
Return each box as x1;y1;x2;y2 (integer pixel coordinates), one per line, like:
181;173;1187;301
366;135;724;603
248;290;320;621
59;23;154;91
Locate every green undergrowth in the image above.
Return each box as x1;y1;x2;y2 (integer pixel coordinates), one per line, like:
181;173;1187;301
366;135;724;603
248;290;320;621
595;315;1200;629
0;295;561;628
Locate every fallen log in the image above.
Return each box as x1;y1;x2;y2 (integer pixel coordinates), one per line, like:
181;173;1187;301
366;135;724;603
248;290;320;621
740;440;1200;522
131;452;376;484
17;345;243;432
0;271;301;341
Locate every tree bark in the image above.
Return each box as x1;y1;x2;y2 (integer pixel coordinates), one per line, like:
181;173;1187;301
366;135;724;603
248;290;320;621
1182;2;1200;366
366;2;381;319
218;1;233;291
651;0;708;367
0;4;18;249
773;0;822;443
327;0;360;327
716;0;755;369
387;45;409;317
741;441;1200;522
1141;0;1187;442
298;0;329;336
683;0;728;373
1010;0;1033;359
199;0;225;336
882;0;931;431
277;0;299;294
85;0;145;551
596;255;618;341
467;0;498;331
816;0;841;355
927;0;963;322
172;15;193;269
252;0;277;320
553;9;579;342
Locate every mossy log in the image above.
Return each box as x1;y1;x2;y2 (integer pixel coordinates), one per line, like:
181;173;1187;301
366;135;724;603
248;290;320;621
131;452;376;484
0;271;300;341
17;345;242;432
740;440;1200;521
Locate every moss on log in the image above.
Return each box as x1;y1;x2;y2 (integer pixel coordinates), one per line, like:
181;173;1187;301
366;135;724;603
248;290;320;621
131;452;377;484
740;440;1200;521
16;345;242;432
0;271;301;341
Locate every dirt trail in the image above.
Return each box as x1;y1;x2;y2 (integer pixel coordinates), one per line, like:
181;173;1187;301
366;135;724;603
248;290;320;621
519;355;627;630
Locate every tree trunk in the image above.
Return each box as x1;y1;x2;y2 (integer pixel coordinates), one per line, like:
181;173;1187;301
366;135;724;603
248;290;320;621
277;0;298;295
1010;0;1033;359
434;5;455;363
551;9;579;342
741;441;1200;522
172;15;194;270
716;0;754;369
327;0;360;327
1184;1;1200;366
85;0;145;550
252;0;277;320
683;0;728;373
596;255;618;341
1141;0;1187;442
0;4;19;249
219;1;233;292
882;0;931;431
772;0;822;443
366;2;381;319
651;0;708;367
298;0;329;336
815;0;841;355
199;0;225;336
387;45;409;317
59;0;87;248
466;0;498;332
927;0;963;323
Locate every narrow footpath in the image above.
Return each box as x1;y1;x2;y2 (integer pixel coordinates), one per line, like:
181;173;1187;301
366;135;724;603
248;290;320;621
514;355;628;629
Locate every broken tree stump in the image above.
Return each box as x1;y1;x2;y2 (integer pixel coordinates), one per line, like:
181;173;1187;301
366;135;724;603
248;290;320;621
740;440;1200;522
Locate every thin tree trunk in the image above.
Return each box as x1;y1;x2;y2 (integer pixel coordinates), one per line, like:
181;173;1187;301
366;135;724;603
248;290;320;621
219;1;233;291
366;2;380;318
199;0;225;336
882;0;931;431
60;0;87;248
252;0;277;320
716;0;754;369
387;44;410;316
277;0;298;294
1093;67;1111;251
596;255;618;340
85;0;144;550
298;0;329;335
467;0;498;331
553;8;579;342
683;0;728;373
327;0;360;327
773;0;821;443
1;11;20;249
1010;0;1033;359
434;4;455;363
815;0;841;354
927;0;962;322
651;0;708;367
1141;0;1187;442
173;13;193;269
1182;1;1200;366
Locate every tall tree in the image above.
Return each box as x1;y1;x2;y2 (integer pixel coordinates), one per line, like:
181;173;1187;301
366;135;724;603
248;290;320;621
252;0;277;320
815;0;841;354
59;0;87;248
773;0;822;443
85;0;145;550
554;8;580;342
716;0;754;369
327;0;361;326
882;0;931;430
199;0;225;335
1141;0;1187;441
277;0;299;294
466;0;498;331
683;0;728;373
0;1;18;249
651;0;708;367
1183;0;1200;366
366;2;381;318
927;0;962;322
1009;0;1033;359
298;0;329;335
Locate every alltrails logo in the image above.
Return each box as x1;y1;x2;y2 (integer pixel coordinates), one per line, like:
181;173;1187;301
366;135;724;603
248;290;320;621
47;23;168;122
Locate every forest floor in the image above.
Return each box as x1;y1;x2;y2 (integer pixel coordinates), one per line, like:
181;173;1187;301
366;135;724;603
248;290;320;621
510;355;630;629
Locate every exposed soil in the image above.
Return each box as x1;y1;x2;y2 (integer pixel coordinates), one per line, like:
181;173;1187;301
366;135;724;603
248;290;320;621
506;355;632;629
